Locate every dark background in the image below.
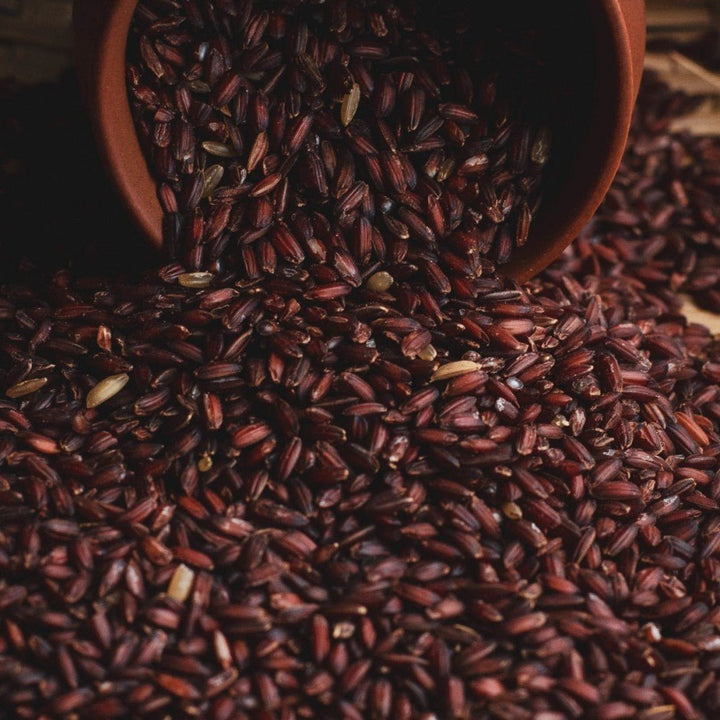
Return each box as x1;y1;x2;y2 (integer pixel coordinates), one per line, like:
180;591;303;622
0;0;154;278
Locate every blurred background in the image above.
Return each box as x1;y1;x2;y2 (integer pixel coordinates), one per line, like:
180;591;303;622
0;0;72;81
648;0;720;47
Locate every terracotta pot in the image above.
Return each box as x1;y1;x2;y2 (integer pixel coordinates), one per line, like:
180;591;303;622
73;0;645;281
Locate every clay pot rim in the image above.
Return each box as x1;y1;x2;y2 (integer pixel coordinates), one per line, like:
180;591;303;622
79;0;643;280
88;0;164;249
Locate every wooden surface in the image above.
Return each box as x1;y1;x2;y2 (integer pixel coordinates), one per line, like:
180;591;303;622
645;51;720;134
647;0;712;29
646;0;718;42
681;296;720;334
0;0;72;81
0;0;72;49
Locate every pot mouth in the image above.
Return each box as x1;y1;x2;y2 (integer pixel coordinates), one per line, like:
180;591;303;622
87;0;635;276
506;0;636;281
94;0;164;249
